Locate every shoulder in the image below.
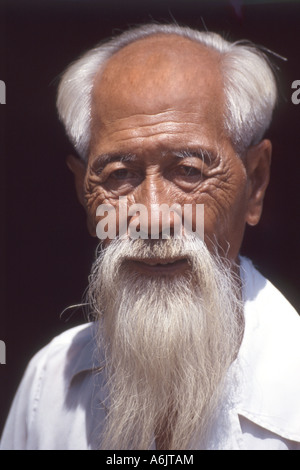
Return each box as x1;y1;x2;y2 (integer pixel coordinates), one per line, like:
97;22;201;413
0;322;99;449
240;256;300;350
237;257;300;443
25;322;97;377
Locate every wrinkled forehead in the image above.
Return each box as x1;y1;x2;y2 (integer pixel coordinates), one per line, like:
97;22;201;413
91;34;225;124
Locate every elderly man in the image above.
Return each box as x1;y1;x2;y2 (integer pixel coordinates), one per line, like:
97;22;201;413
1;24;300;451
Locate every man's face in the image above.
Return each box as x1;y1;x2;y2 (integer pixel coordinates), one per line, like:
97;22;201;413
77;34;269;268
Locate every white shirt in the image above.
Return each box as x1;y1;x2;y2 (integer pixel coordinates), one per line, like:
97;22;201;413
1;257;300;450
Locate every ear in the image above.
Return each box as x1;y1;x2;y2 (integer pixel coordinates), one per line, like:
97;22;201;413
66;154;87;208
244;139;272;226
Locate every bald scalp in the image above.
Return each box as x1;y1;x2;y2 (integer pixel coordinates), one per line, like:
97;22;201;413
91;34;224;125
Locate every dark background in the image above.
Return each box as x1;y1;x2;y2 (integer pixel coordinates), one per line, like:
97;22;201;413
1;0;299;435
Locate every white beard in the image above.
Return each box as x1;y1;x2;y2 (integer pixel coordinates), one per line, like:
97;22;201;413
86;236;244;450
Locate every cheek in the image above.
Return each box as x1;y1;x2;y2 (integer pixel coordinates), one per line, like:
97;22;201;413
83;180;120;237
84;182;141;240
202;177;248;257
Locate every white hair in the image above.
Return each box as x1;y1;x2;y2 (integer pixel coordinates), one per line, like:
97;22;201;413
56;23;277;159
86;236;244;449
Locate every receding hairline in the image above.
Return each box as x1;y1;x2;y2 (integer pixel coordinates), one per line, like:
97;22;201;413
92;32;223;87
91;32;225;126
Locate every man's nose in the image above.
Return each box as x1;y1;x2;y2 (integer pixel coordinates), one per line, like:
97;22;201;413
127;177;181;239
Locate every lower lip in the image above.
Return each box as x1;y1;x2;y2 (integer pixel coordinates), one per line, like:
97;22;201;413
126;258;189;275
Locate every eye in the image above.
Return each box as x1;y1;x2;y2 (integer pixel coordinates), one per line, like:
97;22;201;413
165;162;204;190
104;167;144;193
177;166;202;177
110;168;136;180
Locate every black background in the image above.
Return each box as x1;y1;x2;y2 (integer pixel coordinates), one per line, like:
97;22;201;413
0;0;299;435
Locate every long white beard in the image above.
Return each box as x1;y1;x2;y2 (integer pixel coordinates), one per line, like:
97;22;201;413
86;236;244;450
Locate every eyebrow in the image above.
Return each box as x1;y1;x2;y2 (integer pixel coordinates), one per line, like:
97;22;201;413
92;147;216;173
171;148;215;165
91;153;137;173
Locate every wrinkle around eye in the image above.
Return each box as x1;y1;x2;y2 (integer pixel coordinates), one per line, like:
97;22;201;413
109;168;136;180
165;165;204;191
101;172;144;195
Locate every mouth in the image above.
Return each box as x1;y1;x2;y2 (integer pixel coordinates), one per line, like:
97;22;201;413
125;257;189;275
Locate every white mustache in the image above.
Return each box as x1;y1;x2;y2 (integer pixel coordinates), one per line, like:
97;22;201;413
99;236;204;266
